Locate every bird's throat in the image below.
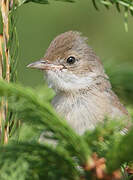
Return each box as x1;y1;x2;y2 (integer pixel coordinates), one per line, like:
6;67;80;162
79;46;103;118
45;70;98;93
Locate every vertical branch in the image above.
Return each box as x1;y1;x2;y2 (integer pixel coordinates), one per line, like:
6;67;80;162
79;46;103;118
0;0;10;144
0;35;3;140
0;35;3;78
1;0;10;82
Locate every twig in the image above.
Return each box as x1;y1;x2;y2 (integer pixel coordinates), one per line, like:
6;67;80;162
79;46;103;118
0;0;10;144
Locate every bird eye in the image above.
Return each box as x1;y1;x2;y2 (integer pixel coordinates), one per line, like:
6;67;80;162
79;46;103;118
66;56;76;64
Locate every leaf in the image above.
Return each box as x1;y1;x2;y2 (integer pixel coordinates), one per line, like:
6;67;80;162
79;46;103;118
26;0;49;4
16;0;48;6
130;9;133;16
106;128;133;172
116;2;121;12
124;7;128;32
0;142;79;180
16;0;75;6
92;0;99;10
16;0;27;6
0;80;92;165
55;0;75;2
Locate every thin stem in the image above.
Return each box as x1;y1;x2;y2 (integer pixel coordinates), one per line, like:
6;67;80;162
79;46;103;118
0;35;3;79
0;35;3;138
0;0;10;144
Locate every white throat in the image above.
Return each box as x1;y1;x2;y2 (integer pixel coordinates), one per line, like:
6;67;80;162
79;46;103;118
45;69;97;93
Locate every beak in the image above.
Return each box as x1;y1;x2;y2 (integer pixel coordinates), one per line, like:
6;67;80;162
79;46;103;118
27;59;64;71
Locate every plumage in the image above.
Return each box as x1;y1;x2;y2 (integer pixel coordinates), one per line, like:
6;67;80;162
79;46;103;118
28;31;130;135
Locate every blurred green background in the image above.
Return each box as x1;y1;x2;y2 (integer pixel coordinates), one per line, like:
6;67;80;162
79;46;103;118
16;0;133;103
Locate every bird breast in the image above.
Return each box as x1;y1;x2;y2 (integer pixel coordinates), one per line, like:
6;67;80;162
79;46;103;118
52;91;111;135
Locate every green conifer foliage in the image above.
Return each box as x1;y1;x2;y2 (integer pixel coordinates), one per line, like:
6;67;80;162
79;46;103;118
0;0;133;179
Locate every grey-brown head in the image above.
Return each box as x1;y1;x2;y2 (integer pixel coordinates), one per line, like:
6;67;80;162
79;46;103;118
27;31;107;92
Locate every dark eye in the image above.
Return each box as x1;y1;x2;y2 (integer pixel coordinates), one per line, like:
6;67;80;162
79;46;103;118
66;56;76;64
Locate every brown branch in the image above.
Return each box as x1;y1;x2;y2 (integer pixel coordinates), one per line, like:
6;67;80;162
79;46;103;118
0;34;3;78
0;0;10;144
0;34;3;138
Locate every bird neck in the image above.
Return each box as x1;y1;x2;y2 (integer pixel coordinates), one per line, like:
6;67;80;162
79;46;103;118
56;76;111;96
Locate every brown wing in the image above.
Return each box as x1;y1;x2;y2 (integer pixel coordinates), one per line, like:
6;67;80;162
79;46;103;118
109;89;129;116
95;77;129;117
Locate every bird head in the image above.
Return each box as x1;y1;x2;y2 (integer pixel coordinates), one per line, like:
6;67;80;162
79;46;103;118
27;31;107;92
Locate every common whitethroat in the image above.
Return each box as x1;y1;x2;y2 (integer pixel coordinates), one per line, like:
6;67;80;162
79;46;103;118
27;31;129;135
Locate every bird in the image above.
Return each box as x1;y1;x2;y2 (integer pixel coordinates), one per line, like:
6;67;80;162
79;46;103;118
27;31;130;135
